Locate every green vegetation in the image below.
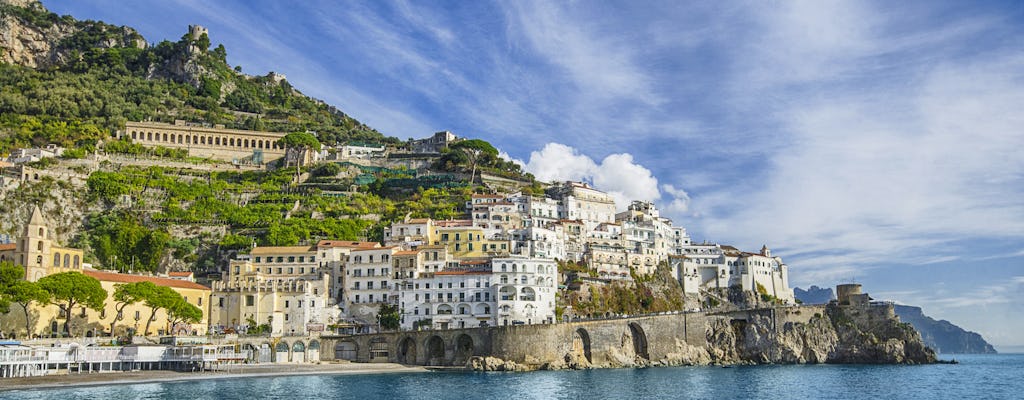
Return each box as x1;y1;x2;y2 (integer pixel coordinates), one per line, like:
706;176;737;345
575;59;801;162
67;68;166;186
377;303;401;331
36;271;107;337
0;1;388;155
85;211;171;273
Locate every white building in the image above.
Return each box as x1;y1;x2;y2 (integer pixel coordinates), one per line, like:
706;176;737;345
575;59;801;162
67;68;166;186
398;256;557;330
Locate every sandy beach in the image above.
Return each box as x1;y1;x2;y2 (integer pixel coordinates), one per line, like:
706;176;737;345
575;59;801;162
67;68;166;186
0;362;432;392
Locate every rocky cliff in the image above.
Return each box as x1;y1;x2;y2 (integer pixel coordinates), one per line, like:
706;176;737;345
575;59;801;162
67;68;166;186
794;285;836;304
706;303;937;365
895;305;996;354
1;0;146;69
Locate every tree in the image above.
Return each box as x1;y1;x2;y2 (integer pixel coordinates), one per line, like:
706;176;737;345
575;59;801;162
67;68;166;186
108;281;156;336
37;272;107;337
449;139;498;184
8;280;49;338
141;285;179;336
278;131;321;173
166;298;203;333
377;303;401;331
0;261;23;313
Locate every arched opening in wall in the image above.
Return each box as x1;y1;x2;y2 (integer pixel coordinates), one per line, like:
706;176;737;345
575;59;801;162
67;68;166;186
426;335;445;366
335;341;357;361
215;137;220;146
292;341;306;362
244;139;250;148
628;323;649;360
73;255;80;268
573;328;592;364
53;253;60;267
63;254;70;268
131;131;137;140
38;227;44;236
453;334;474;365
274;342;289;363
162;133;168;142
369;337;389;361
230;138;235;147
398;337;417;364
257;343;273;363
307;340;321;362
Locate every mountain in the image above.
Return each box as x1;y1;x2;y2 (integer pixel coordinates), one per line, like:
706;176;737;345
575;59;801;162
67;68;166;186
894;305;997;354
0;0;390;152
793;285;835;304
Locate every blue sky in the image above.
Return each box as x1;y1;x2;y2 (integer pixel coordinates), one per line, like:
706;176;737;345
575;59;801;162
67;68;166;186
45;0;1024;350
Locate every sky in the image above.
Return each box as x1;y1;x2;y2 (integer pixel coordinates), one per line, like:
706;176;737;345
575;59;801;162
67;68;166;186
44;0;1024;351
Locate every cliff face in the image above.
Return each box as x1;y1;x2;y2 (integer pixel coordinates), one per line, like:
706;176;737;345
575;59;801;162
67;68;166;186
895;305;997;354
706;304;937;365
794;285;836;304
1;0;146;69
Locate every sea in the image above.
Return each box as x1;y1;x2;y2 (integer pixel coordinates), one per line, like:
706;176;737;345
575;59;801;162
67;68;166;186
3;354;1020;400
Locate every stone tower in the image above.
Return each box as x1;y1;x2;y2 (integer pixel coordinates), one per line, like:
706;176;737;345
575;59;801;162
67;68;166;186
188;24;208;40
18;205;51;282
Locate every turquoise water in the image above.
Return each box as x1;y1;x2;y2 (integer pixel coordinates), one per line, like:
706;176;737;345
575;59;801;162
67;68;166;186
4;354;1020;399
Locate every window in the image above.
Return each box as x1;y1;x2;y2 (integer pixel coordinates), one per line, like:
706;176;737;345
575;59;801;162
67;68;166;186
298;300;303;308
285;300;290;308
354;282;361;289
288;256;295;263
381;280;387;289
285;314;290;321
299;256;305;262
368;282;374;289
311;301;315;307
246;295;254;306
355;295;361;303
256;257;262;263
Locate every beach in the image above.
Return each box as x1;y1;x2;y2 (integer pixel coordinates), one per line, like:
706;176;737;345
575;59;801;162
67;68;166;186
0;362;431;392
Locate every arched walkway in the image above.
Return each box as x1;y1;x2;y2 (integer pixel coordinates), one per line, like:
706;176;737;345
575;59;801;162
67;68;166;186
426;335;445;366
308;340;321;363
573;328;592;363
334;341;357;361
629;323;649;360
398;337;417;365
292;341;306;363
453;334;475;366
274;342;289;363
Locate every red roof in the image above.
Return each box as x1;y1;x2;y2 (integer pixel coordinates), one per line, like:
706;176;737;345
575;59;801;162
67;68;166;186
0;243;16;251
82;269;210;291
168;271;193;277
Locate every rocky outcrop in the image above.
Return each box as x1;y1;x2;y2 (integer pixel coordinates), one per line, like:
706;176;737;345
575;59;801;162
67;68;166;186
794;285;836;304
706;304;937;365
1;0;146;69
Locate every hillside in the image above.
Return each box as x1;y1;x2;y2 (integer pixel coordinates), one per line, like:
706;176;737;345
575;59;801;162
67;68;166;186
0;0;539;279
0;0;390;154
894;305;997;354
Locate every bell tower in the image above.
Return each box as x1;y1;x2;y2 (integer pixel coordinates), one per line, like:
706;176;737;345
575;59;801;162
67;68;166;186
18;205;51;282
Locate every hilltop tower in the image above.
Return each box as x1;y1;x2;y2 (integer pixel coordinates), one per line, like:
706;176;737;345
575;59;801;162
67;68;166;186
188;24;208;40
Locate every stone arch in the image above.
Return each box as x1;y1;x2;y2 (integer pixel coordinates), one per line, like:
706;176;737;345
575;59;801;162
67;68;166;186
307;340;321;362
453;334;474;365
292;341;306;362
334;341;357;361
521;287;536;301
275;341;290;362
63;253;70;268
73;255;80;268
230;138;235;147
426;335;445;366
398;336;417;364
162;133;168;142
38;227;44;236
53;252;61;267
573;328;592;364
244;139;250;148
214;137;220;146
170;133;176;143
499;285;516;301
628;322;649;360
369;337;389;361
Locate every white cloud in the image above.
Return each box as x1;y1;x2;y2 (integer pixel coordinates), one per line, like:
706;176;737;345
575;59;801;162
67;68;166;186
524;143;686;211
661;184;691;214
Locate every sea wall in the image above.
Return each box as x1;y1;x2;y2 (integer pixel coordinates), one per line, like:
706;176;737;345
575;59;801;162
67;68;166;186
318;302;936;370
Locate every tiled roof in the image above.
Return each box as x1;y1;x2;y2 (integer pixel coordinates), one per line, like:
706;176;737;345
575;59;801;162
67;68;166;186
82;269;210;291
168;271;193;277
0;243;16;251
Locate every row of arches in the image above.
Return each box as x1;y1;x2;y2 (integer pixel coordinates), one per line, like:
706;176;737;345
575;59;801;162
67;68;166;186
329;323;651;367
257;340;321;363
52;252;81;269
127;129;283;151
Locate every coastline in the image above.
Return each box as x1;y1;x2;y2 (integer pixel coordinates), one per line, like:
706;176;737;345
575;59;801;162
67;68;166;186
0;362;431;392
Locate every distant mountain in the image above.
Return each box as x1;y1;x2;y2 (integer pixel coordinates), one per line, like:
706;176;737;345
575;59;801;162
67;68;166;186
794;285;835;304
894;305;997;354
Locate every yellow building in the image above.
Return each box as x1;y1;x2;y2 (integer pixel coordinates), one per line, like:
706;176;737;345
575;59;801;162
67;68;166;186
0;206;84;282
0;205;211;337
432;223;511;258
